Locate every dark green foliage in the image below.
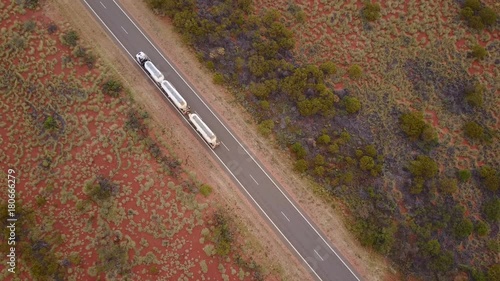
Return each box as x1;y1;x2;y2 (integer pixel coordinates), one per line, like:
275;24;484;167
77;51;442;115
257;119;274;137
359;156;375;171
211;212;233;256
259;100;270;110
479;166;500;192
463;121;484;140
488;264;500;281
213;72;224;84
410;177;425;194
422;239;441;256
343;96;361;114
364;144;377;157
453;217;473;239
353;219;395;254
291;142;307;159
471;44;488;60
348;64;362;79
458;170;472;182
319;61;337;75
479;7;497;26
439;177;458;194
430;250;454;272
317;134;331;145
102;79;123;97
43;116;57;130
328;143;339;154
73;46;86;58
249;79;278;99
199;184;213;197
474;220;490;236
461;7;475;20
294;159;308;173
314;154;325;166
399;111;426;139
362;1;381;22
464;0;481;11
61;30;79;47
84;52;96;69
465;84;484;107
408;155;438;179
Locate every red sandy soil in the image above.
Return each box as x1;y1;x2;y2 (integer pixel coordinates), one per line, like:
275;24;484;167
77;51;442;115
0;3;255;280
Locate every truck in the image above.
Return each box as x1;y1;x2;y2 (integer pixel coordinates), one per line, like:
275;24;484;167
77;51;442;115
135;52;164;84
160;80;190;114
188;113;220;149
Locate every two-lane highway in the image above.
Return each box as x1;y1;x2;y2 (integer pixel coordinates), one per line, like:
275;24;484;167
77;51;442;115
82;1;362;280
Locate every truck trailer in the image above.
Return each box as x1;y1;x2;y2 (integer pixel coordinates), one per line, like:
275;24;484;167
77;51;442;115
188;113;220;149
160;80;190;114
135;52;164;84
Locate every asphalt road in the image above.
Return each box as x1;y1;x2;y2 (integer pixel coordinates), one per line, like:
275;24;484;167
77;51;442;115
82;1;362;280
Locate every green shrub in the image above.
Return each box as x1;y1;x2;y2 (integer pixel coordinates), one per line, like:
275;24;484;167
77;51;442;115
475;220;490;236
430;251;454;272
488;264;500;281
294;159;308;173
359;156;375;171
199;184;213;197
257;119;274;137
465;84;484;107
61;30;79;47
464;0;481;11
348;64;362;79
43;116;57;130
362;1;381;22
23;20;36;32
213;73;224;84
461;7;475;20
458;170;472;182
314;166;325;176
463;121;484;140
471;44;488;60
423;239;441;256
102;79;123;97
479;7;497;26
364;145;377;157
483;198;500;221
319;61;337;75
343;96;361;114
317;134;331;145
479;166;500;192
410;177;425;194
314;155;325;166
21;0;39;9
259;100;270;110
291;142;307;159
328;143;339;154
400;112;426;139
408;155;438;179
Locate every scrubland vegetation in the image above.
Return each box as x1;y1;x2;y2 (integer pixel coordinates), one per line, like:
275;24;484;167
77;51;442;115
146;0;499;280
0;1;278;280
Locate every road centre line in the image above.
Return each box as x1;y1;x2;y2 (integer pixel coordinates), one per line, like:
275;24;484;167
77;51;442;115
315;250;325;261
100;1;106;9
249;174;259;185
121;26;128;34
221;141;229;151
85;1;361;279
281;211;290;222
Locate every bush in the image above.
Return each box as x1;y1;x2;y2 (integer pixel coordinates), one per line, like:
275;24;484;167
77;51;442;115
257;119;274;137
294;159;308;173
43;116;57;130
483;198;500;221
464;0;481;11
348;64;362;79
328;143;339;154
364;145;377;157
22;0;39;9
430;251;454;272
213;73;224;84
458;170;472;182
102;79;123;97
319;61;337;75
408;155;438;179
314;155;325;166
465;84;484;107
423;239;441;256
359;156;375;171
471;44;487;60
488;264;500;281
400;112;426;139
362;1;381;21
410;177;425;194
463;121;484;140
479;166;500;192
479;7;497;26
47;23;58;34
317;134;331;145
475;221;490;236
84;52;96;69
259;100;270;110
199;184;213;197
61;30;79;47
23;20;36;32
343;96;361;114
291;142;307;159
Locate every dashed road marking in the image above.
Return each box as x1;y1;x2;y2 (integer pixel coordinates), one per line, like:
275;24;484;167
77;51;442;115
121;26;128;34
315;250;324;261
249;174;259;185
100;1;106;9
221;141;229;151
281;211;290;222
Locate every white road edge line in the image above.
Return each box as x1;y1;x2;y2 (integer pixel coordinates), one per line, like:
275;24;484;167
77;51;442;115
121;26;128;34
281;211;290;222
88;1;360;280
249;174;259;185
221;141;229;151
314;250;324;261
99;1;106;9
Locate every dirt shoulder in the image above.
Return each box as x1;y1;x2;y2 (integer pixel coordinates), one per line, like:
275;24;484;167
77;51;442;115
48;0;393;280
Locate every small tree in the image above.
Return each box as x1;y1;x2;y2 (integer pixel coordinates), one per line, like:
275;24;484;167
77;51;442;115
102;79;123;97
362;1;381;22
294;159;308;173
43;116;57;130
213;73;224;85
465;84;484;108
471;44;487;60
258;119;274;137
453;218;473;239
348;64;363;79
463;121;484;140
479;166;500;192
61;30;79;47
291;142;307;159
479;7;497;26
343;96;361;114
317;134;331;145
359;156;375;171
483;198;500;222
475;221;490;236
319;61;337;75
400;112;427;139
464;0;481;11
423;239;441;256
458;170;472;182
408;155;438;179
